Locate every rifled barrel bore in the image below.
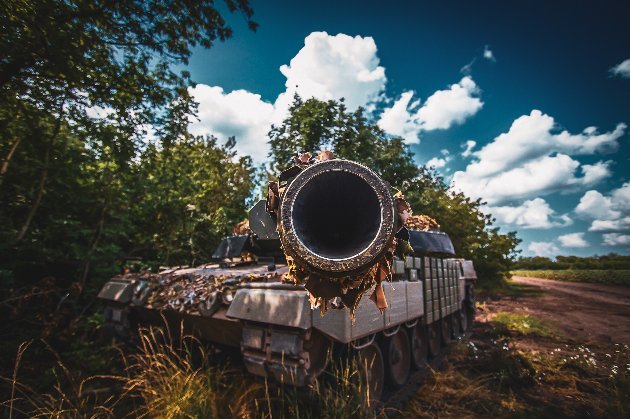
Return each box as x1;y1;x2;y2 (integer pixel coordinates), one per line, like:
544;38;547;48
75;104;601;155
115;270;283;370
278;159;396;277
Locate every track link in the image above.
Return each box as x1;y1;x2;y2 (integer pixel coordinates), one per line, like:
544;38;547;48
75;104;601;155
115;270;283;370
383;330;473;414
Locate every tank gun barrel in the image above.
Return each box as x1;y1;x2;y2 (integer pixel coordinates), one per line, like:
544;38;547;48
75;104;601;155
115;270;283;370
277;159;396;277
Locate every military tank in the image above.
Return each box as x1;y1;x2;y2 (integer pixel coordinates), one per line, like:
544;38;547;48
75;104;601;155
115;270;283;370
97;155;477;401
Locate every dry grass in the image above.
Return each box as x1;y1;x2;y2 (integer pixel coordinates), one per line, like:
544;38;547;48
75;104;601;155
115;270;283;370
123;327;260;418
2;323;380;418
1;340;124;418
5;310;628;418
404;316;630;418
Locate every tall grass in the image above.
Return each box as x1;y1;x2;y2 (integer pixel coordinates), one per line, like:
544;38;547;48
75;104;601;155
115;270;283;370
2;325;380;418
1;340;124;418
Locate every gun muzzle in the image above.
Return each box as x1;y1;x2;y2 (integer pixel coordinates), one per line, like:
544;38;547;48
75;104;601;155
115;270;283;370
278;159;396;277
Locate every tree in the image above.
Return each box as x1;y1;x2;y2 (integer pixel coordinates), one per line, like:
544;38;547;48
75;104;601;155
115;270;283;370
268;95;418;188
268;98;521;284
129;136;254;266
405;167;521;284
0;0;256;242
0;0;257;288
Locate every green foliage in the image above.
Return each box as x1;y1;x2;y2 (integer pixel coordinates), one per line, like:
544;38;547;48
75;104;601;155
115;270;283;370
512;269;630;286
492;312;554;337
0;0;256;287
268;95;418;187
405;167;521;284
129;137;254;265
0;0;257;356
268;96;521;285
514;254;630;270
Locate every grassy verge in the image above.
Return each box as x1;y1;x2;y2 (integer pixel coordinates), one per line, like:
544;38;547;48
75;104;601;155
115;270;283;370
2;327;380;418
3;303;628;417
511;269;630;286
404;312;630;418
476;276;545;298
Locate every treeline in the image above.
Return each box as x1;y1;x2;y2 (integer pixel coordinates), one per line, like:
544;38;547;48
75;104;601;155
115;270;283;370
268;95;522;285
0;0;521;307
513;254;630;270
0;0;258;297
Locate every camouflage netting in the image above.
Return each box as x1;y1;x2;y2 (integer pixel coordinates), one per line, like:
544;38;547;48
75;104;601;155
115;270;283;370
125;268;282;316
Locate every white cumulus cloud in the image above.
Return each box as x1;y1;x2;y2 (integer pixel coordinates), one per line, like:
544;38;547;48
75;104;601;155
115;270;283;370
377;77;483;144
576;183;630;232
417;77;483;131
377;91;423;144
188;85;275;161
275;31;387;117
452;110;625;205
425;149;453;171
189;32;390;161
454;154;611;205
489;198;572;229
575;190;620;220
483;45;496;62
602;233;630;246
189;31;488;160
558;232;589;248
426;157;447;169
461;140;476;157
610;59;630;78
528;241;560;257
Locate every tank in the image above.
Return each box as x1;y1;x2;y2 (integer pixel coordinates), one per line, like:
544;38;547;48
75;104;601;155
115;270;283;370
97;156;477;402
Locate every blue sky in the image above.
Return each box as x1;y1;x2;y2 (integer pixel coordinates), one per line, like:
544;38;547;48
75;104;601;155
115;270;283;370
184;0;630;257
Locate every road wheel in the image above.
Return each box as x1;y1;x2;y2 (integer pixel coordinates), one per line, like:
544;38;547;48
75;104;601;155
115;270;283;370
303;330;331;379
459;304;470;332
356;342;385;405
428;322;441;358
410;322;428;370
451;311;462;338
440;315;451;346
384;328;411;388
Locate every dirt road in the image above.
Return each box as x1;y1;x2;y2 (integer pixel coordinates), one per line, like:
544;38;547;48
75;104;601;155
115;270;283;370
483;276;630;345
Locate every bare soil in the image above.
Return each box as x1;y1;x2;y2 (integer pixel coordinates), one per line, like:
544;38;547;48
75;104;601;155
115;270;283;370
481;276;630;345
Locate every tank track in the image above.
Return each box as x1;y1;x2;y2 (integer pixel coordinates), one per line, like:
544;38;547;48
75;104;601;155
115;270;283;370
383;328;474;414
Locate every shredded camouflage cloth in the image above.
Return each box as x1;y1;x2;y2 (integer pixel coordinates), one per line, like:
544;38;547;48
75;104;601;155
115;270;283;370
232;219;251;236
406;214;440;231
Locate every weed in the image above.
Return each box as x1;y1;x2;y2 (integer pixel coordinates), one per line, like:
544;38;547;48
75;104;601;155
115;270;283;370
491;312;554;338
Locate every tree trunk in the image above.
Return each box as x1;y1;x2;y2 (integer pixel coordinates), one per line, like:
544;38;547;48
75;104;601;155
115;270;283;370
0;137;22;189
79;202;108;288
14;107;64;243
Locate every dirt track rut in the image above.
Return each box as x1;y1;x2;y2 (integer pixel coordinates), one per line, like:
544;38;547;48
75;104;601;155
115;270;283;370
492;276;630;345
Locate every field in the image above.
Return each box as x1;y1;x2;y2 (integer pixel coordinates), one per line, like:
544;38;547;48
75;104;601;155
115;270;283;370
2;276;630;418
511;269;630;286
405;277;630;417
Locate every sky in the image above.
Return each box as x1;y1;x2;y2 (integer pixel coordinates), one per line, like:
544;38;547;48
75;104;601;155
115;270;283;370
183;0;630;258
